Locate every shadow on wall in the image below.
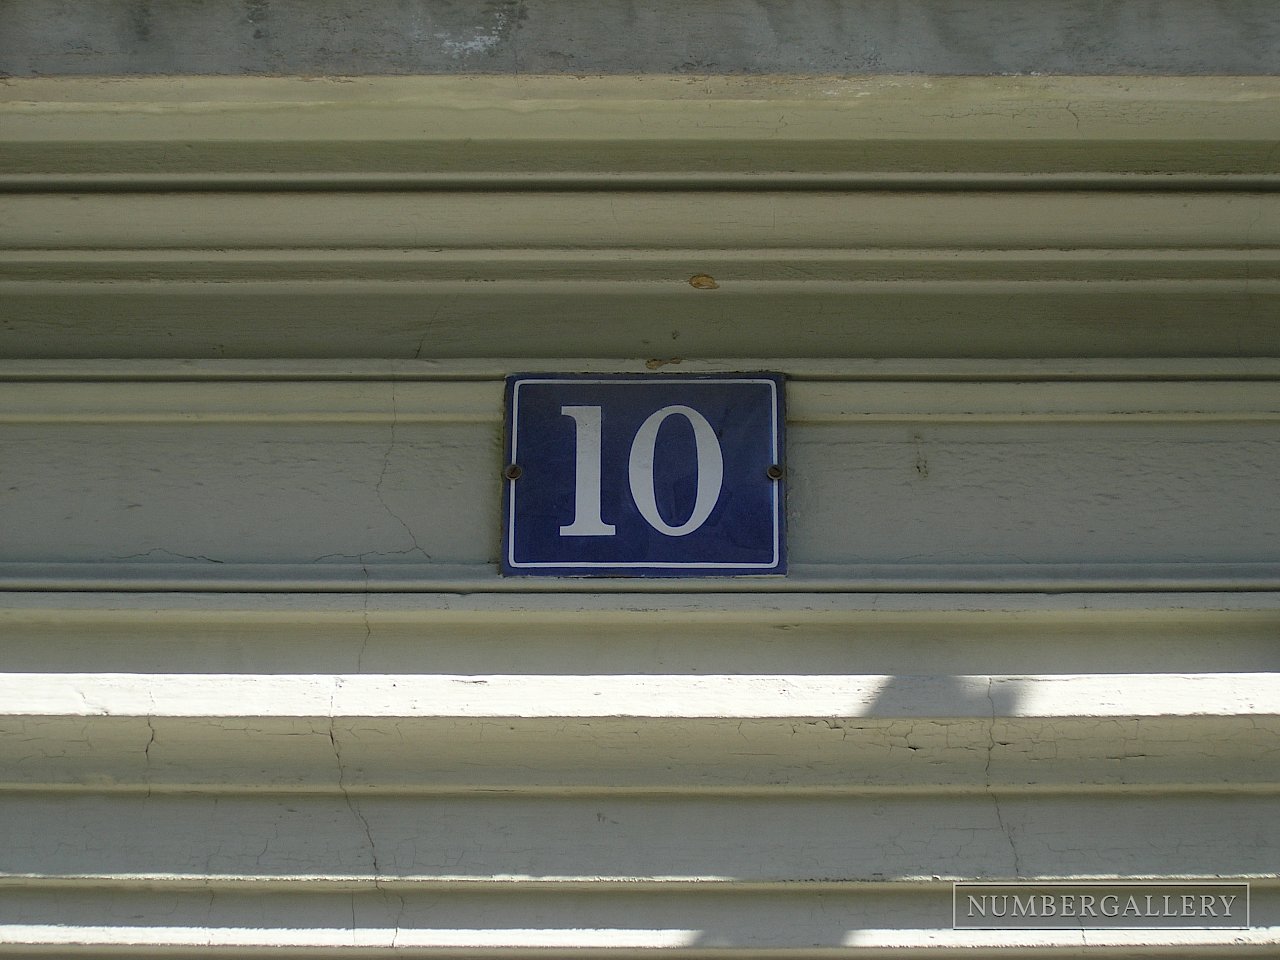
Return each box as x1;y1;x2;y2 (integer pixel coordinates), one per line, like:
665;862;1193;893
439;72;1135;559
862;670;1022;721
687;672;1024;948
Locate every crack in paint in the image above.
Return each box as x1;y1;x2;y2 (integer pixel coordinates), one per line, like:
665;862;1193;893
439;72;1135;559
143;713;157;800
327;689;407;947
985;677;1022;877
374;381;432;562
328;711;380;872
111;547;225;564
357;562;372;673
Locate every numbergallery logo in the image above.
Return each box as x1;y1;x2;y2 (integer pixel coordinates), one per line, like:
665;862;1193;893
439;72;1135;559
954;882;1250;930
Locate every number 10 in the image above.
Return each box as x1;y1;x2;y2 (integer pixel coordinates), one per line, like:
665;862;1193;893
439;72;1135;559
559;404;724;538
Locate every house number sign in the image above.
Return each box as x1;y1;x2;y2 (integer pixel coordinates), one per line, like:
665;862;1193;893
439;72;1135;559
502;373;785;576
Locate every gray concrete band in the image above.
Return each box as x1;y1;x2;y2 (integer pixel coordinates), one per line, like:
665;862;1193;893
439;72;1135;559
3;0;1279;76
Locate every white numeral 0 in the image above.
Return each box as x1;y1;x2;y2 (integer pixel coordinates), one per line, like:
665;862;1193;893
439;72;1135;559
559;404;724;538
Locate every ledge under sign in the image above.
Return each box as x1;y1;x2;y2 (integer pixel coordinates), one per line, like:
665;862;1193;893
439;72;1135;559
502;373;785;576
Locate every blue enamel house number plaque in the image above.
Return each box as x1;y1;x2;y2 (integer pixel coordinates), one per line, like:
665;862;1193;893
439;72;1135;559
502;373;785;576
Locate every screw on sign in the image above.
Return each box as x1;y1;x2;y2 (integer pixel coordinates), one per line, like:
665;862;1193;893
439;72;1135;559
502;374;785;576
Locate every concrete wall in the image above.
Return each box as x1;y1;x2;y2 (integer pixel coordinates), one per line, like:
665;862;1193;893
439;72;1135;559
4;0;1280;930
2;77;1279;956
3;0;1280;76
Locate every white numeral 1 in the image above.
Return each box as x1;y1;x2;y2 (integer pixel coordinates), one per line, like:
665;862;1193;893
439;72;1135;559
558;405;617;536
559;403;724;538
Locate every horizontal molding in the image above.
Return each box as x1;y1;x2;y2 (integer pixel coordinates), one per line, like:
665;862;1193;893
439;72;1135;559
5;672;1274;720
3;580;1274;952
0;381;496;424
5;715;1275;795
8;248;1279;281
0;881;1275;955
1;378;1276;424
4;588;1278;621
4;79;1275;360
1;595;1274;791
4;358;1280;382
5;193;1278;250
1;921;1276;957
6;280;1276;360
4;563;1280;593
4;875;1276;892
4;76;1279;178
7;309;1275;360
1;792;1275;883
6;172;1280;192
791;382;1280;423
1;370;1276;577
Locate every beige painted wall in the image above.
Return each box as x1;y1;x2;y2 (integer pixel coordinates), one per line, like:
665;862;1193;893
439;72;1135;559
1;77;1277;956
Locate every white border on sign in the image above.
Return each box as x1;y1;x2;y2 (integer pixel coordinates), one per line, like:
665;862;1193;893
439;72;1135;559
507;377;781;570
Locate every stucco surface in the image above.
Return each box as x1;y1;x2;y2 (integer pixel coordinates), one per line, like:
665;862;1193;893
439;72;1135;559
3;0;1279;75
2;68;1278;957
